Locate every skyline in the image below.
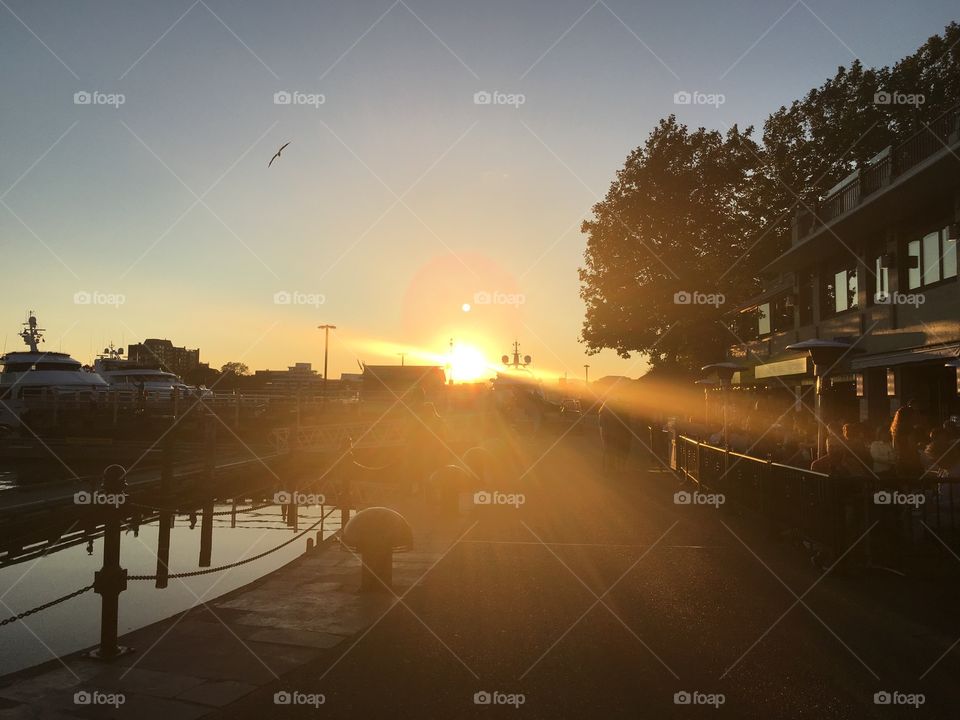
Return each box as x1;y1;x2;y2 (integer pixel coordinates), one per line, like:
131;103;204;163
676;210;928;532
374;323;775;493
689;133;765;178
2;0;957;379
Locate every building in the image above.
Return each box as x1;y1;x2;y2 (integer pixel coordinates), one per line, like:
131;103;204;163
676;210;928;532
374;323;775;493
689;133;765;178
359;365;446;404
728;107;960;427
250;363;325;395
127;339;201;377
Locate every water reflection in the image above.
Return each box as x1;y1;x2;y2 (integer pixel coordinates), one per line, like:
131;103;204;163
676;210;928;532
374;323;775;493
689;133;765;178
0;500;341;676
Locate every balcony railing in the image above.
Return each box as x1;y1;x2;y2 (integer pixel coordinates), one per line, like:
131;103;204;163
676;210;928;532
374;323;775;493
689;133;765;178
795;108;960;242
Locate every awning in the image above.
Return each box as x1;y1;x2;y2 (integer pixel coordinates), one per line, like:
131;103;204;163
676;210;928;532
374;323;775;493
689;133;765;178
851;343;960;370
754;356;810;379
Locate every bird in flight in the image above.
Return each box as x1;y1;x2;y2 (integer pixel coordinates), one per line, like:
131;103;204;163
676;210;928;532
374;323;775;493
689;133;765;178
268;141;291;168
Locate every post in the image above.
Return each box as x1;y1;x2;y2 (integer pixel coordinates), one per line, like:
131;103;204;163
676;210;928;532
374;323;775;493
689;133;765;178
161;430;174;493
88;465;131;660
156;511;172;589
199;501;213;567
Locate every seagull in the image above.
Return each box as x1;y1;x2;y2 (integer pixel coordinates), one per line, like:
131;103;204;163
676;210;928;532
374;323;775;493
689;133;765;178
268;141;291;168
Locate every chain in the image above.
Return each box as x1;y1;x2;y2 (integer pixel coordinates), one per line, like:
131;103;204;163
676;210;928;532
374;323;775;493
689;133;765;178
0;584;95;627
128;513;331;581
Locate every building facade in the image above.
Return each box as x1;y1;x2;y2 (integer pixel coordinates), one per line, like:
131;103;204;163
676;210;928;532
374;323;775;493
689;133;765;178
729;108;960;428
127;338;201;377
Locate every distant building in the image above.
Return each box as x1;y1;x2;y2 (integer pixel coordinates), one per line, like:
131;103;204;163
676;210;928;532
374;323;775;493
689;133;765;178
251;362;324;395
127;339;200;376
360;365;446;404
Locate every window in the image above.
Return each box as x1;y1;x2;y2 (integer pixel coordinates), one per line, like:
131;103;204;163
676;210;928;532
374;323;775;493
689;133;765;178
798;271;814;325
871;252;890;304
757;294;793;337
906;226;958;290
822;257;858;315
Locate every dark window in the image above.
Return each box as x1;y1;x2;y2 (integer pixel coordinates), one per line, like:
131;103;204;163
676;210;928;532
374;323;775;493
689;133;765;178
798;271;814;325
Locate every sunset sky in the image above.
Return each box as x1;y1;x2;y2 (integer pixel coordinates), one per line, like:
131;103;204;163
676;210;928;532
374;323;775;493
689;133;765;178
1;0;956;381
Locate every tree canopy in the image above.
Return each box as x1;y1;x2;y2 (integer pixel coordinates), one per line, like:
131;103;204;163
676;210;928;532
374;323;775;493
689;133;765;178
580;22;960;372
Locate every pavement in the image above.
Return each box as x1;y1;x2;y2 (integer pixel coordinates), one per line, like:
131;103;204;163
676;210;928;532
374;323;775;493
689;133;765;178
2;431;959;719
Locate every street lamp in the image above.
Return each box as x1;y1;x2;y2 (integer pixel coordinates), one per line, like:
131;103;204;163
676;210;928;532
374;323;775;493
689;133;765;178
583;364;590;384
785;338;862;458
318;324;336;400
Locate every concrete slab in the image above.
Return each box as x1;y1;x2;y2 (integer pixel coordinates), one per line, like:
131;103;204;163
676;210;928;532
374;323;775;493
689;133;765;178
245;627;348;649
175;679;257;707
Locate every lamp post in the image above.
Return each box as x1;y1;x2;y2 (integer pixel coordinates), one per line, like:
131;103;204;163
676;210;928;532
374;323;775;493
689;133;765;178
583;364;590;384
785;339;862;458
318;324;336;400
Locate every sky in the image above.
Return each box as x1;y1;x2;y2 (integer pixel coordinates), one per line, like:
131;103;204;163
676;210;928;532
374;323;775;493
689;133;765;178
1;0;957;382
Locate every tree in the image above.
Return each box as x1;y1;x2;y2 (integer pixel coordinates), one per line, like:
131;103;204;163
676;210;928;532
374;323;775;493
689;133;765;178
580;23;960;372
579;118;763;370
220;362;249;377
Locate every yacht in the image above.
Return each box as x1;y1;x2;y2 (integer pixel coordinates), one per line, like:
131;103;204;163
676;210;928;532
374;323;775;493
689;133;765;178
93;344;199;399
0;313;108;431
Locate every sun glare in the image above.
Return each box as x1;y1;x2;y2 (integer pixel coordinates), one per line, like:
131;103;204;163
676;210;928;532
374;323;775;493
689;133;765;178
449;345;490;383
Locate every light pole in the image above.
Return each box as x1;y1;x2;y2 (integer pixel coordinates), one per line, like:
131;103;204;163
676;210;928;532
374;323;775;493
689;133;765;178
583;364;590;384
318;324;336;400
397;352;406;366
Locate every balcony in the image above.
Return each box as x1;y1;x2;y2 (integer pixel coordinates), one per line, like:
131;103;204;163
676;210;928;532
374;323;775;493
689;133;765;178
793;108;960;244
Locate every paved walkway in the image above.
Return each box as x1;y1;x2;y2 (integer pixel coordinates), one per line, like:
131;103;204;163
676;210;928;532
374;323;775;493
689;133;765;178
2;433;959;718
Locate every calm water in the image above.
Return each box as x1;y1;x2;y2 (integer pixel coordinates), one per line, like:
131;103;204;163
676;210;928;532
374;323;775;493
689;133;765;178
0;502;341;676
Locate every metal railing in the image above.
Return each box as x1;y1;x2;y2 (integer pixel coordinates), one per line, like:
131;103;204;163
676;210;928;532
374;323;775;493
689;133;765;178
674;435;960;566
795;106;960;241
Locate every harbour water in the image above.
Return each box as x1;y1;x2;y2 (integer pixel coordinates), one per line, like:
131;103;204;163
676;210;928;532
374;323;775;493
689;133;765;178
0;500;340;676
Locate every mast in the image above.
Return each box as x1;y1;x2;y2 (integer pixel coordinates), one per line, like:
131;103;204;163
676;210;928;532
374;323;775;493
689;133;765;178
19;312;44;353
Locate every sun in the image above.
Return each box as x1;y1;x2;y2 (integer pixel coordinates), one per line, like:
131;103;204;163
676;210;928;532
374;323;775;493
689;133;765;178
449;345;490;383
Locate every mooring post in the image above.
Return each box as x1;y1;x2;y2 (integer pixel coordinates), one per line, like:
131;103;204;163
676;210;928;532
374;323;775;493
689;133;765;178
88;465;132;660
155;510;173;589
199;500;214;567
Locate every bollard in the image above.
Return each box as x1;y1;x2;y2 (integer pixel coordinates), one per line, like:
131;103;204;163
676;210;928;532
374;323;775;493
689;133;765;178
87;465;132;660
341;508;413;592
306;537;315;552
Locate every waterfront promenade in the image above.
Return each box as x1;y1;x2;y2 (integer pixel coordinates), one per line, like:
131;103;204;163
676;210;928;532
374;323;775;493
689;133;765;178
2;432;959;718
